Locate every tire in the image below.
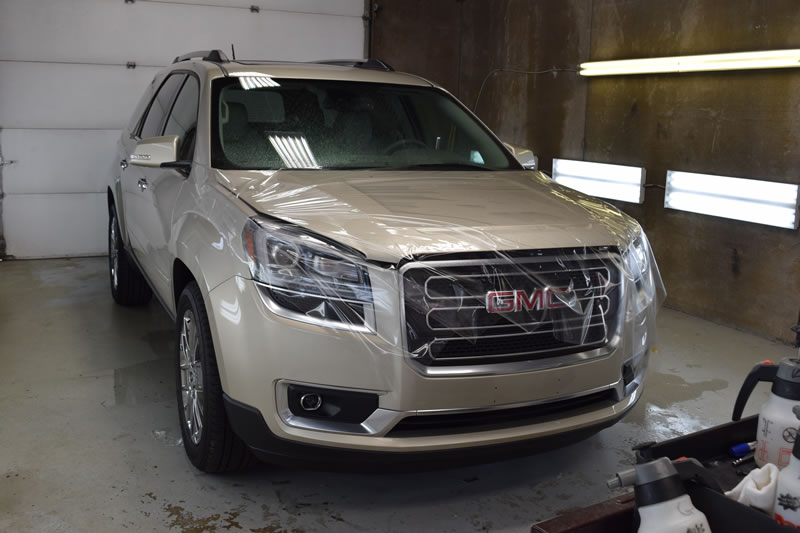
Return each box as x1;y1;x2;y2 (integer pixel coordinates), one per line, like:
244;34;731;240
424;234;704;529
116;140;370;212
176;281;254;472
108;206;152;306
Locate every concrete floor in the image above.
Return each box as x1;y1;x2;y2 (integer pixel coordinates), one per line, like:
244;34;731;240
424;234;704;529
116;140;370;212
0;257;795;533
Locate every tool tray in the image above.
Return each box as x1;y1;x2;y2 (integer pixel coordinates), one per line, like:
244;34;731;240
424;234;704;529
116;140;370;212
532;415;795;532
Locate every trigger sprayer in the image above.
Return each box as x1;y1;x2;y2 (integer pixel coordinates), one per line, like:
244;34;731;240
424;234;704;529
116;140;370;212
608;457;713;533
732;358;800;468
774;406;800;527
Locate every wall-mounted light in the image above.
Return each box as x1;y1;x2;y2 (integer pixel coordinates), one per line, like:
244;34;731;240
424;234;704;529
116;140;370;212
580;49;800;76
552;159;646;204
665;171;799;229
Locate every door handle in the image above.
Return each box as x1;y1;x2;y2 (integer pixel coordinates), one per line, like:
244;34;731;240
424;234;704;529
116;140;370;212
137;178;148;191
120;159;128;169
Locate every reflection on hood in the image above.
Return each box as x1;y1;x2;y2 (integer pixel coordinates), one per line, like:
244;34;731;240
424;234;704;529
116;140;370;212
216;169;639;263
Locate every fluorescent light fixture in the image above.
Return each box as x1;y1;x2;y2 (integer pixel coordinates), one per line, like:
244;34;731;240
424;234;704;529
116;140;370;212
237;74;280;89
665;171;800;229
552;158;646;203
580;49;800;76
268;135;320;169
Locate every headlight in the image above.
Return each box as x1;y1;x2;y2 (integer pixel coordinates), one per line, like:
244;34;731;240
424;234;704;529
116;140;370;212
243;219;375;332
623;226;656;318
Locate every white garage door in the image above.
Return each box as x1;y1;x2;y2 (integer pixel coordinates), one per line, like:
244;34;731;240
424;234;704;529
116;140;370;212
0;0;365;258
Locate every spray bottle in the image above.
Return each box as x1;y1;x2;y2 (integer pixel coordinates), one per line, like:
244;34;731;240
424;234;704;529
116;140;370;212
732;358;800;468
774;406;800;527
608;457;711;533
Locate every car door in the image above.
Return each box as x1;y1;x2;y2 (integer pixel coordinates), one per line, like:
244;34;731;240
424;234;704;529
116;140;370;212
136;74;201;302
122;73;186;268
122;72;187;299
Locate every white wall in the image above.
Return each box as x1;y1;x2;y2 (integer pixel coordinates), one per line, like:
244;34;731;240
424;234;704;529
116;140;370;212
0;0;366;258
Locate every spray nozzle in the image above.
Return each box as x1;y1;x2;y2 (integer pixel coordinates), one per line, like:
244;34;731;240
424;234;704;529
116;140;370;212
607;468;637;489
608;457;721;494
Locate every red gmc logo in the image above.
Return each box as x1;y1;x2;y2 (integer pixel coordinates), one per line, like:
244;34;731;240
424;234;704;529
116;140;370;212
486;288;569;313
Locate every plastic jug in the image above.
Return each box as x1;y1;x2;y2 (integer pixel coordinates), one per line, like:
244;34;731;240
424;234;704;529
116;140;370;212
732;358;800;468
608;457;711;533
774;406;800;527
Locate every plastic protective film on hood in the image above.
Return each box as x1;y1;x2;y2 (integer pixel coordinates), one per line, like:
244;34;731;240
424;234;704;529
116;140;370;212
222;167;665;374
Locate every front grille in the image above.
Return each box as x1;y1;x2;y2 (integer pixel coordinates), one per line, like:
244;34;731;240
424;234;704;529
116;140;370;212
386;389;617;437
402;250;621;367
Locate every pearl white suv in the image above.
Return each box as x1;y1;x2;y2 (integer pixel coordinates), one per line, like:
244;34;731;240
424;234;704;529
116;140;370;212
108;50;663;472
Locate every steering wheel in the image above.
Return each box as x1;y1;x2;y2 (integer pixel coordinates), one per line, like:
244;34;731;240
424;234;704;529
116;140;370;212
383;138;428;154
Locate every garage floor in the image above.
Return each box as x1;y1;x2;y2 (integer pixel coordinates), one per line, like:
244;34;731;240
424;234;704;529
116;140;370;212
1;257;795;532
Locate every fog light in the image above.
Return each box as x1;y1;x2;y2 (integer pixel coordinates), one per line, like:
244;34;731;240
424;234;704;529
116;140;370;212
300;393;322;411
286;384;378;423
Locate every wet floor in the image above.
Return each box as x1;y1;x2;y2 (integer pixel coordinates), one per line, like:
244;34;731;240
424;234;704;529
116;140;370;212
0;257;795;532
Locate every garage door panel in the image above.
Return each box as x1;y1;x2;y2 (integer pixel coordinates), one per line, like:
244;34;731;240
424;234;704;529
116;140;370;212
0;0;364;258
3;193;107;258
0;0;364;66
0;63;157;129
1;129;120;195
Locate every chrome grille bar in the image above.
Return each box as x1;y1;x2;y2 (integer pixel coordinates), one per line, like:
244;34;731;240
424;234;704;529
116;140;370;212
401;251;622;370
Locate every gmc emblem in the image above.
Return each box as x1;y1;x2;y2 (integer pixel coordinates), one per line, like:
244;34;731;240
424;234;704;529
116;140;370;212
486;288;569;313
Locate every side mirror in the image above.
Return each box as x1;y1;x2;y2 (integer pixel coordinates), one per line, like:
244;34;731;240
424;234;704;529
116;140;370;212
130;135;180;168
503;142;538;170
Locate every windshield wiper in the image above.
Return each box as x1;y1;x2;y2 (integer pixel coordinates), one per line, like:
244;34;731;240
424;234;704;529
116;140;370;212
389;163;491;171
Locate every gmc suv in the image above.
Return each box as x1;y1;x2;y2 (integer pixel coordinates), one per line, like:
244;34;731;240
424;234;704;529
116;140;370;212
108;50;663;472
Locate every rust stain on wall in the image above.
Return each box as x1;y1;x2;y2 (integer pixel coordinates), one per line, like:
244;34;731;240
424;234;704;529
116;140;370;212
371;0;800;342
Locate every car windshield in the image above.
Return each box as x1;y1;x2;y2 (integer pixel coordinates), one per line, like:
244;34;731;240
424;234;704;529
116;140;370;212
211;77;519;171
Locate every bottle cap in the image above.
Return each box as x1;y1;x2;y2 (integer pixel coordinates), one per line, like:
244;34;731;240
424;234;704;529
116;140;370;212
772;359;800;401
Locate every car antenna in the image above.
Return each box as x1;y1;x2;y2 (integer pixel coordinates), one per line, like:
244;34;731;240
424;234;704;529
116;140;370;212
230;43;236;61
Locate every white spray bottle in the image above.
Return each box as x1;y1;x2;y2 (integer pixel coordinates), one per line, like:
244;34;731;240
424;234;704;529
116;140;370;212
732;358;800;468
774;405;800;527
608;457;711;533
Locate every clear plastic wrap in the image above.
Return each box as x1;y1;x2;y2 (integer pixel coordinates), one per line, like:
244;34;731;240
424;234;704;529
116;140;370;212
220;166;665;372
186;70;666;442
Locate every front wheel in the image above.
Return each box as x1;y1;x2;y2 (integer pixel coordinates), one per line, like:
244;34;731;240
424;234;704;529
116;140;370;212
108;206;151;306
175;281;253;472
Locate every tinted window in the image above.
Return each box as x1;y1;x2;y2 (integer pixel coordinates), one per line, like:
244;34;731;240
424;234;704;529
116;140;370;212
127;81;156;136
163;76;200;160
211;78;518;171
139;74;185;139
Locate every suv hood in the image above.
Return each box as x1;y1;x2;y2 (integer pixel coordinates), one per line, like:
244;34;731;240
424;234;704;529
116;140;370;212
217;169;637;263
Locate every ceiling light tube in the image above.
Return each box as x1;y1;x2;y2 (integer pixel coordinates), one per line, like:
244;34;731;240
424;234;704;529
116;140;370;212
664;170;799;229
268;135;320;169
238;75;280;89
580;49;800;76
552;158;646;204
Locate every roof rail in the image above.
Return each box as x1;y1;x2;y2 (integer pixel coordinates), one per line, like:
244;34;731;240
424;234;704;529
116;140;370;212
173;50;229;64
314;59;394;72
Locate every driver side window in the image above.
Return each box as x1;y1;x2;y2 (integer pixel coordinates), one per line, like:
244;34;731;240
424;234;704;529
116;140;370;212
164;76;200;161
139;73;186;139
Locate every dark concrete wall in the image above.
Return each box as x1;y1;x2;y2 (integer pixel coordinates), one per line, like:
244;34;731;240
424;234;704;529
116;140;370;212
372;0;800;342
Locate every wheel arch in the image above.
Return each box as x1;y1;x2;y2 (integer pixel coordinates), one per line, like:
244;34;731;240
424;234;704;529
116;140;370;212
107;185;129;247
171;210;250;392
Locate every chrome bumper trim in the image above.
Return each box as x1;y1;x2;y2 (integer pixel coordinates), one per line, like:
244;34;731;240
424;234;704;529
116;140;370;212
275;378;632;437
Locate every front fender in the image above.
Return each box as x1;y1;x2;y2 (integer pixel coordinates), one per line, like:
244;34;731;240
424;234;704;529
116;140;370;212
171;176;254;389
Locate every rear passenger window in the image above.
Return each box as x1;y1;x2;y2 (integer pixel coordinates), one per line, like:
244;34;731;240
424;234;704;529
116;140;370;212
139;74;185;139
164;76;200;160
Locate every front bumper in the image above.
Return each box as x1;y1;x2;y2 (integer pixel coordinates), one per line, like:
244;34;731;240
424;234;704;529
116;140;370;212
223;392;637;469
206;275;647;456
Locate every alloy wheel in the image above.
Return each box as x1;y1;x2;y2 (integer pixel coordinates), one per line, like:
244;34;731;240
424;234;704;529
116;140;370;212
110;215;119;289
179;311;204;445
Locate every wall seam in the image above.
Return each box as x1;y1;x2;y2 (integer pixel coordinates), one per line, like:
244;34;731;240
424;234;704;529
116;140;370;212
0;127;6;259
456;0;464;98
581;0;594;161
1;127;124;131
0;59;165;68
5;192;107;197
131;0;362;18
